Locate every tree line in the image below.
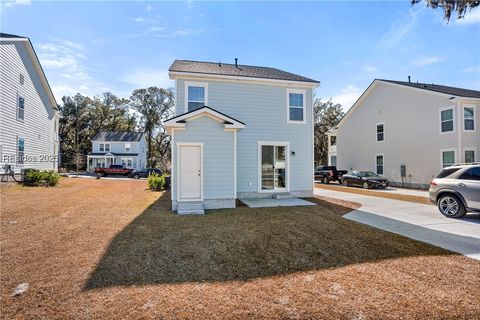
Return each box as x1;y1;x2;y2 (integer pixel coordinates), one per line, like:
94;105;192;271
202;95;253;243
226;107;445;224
59;87;174;171
59;87;343;172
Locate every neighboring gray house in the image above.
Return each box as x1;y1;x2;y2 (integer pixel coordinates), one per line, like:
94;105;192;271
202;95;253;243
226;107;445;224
328;79;480;189
0;33;59;174
165;59;319;213
87;131;147;172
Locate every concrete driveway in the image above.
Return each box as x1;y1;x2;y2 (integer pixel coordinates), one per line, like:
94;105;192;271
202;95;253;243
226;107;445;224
315;188;480;260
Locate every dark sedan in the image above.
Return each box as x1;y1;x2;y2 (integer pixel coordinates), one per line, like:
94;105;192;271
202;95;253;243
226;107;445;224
341;171;388;189
129;168;163;179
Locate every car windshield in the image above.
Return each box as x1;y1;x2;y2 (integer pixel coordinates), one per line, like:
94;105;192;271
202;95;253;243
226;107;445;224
360;171;379;177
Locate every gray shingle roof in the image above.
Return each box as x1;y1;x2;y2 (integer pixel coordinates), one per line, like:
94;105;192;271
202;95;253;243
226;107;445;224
0;32;27;39
92;131;144;142
379;79;480;99
169;60;319;83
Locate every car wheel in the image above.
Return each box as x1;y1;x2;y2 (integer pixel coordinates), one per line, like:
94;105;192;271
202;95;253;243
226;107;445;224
133;174;139;180
362;182;369;189
343;179;348;187
323;177;329;184
437;195;466;218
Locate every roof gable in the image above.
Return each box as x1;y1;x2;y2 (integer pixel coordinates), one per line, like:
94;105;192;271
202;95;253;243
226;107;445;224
1;32;58;110
92;131;144;142
169;60;319;84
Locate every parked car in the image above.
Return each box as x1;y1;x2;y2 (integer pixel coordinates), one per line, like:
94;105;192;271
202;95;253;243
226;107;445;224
129;168;163;179
429;164;480;218
341;171;388;189
315;165;347;184
95;164;134;177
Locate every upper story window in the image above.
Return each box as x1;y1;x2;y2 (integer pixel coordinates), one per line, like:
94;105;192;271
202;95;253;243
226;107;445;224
185;82;208;112
440;107;454;133
463;106;475;131
376;123;384;141
17;137;24;164
330;135;336;146
287;89;305;123
17;96;25;121
125;143;131;153
99;143;110;152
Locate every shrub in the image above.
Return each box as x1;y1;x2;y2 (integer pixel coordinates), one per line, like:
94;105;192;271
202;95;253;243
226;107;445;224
147;172;166;191
24;169;60;187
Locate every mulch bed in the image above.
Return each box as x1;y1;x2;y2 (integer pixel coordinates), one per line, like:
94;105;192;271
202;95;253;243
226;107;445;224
315;183;432;205
1;178;479;319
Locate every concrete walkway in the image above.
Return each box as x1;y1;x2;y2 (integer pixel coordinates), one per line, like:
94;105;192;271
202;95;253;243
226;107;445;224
241;198;316;208
315;188;480;260
315;181;429;198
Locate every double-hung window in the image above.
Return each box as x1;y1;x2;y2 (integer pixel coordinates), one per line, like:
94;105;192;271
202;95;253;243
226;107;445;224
125;143;131;153
376;123;384;142
186;82;207;112
440;107;454;133
441;149;456;168
17;137;25;164
463;106;475;131
464;149;476;163
99;143;110;152
17;95;25;121
287;89;305;123
104;143;110;152
376;154;384;175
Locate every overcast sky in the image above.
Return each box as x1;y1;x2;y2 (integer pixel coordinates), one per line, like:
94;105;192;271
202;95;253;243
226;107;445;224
2;0;479;111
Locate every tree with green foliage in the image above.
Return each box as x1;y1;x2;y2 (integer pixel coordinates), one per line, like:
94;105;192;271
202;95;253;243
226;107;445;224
129;87;174;168
313;98;344;166
411;0;480;22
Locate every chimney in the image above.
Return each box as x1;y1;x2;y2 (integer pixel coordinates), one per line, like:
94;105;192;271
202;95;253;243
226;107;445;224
408;75;411;83
235;58;238;68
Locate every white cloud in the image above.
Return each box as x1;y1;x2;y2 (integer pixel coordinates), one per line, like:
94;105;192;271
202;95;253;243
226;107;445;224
120;69;173;90
146;5;153;11
462;66;480;73
4;0;31;7
456;8;480;25
38;39;106;101
410;55;445;67
378;6;423;49
361;65;379;73
331;85;362;111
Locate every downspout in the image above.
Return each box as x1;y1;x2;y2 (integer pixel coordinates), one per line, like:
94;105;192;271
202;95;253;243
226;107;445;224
456;100;463;163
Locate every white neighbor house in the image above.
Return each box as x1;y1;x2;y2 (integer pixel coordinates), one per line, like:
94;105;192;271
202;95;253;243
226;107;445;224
87;131;147;172
328;79;480;189
165;59;319;213
0;33;59;173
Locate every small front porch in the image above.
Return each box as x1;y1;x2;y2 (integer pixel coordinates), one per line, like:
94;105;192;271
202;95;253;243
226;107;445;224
87;153;137;172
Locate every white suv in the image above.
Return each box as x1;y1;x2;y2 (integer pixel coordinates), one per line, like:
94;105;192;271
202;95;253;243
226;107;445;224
429;164;480;218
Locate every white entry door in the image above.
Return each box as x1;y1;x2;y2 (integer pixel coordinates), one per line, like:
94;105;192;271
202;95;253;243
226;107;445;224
179;145;202;200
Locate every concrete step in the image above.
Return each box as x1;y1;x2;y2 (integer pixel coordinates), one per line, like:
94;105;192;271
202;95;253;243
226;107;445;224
177;201;205;215
272;193;294;199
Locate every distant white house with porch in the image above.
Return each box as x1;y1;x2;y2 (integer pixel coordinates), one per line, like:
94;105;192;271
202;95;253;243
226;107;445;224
87;131;146;172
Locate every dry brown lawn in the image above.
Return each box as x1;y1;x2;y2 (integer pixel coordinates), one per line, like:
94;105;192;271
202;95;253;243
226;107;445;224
315;183;432;205
1;178;479;319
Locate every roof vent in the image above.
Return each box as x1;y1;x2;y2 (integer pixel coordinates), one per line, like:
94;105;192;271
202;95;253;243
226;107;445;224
408;75;411;83
235;58;238;68
218;61;221;67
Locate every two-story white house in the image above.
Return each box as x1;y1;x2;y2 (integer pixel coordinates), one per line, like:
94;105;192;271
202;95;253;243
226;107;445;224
328;79;480;189
0;33;59;174
165;59;320;213
87;131;147;172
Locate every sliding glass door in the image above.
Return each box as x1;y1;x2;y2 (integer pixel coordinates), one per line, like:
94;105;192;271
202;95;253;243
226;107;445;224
261;144;287;191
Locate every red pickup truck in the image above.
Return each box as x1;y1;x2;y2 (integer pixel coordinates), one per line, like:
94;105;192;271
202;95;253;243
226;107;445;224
95;164;134;177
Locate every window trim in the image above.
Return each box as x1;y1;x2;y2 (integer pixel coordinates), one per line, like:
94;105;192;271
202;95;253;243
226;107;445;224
440;148;457;169
463;147;477;164
17;136;25;165
376;122;385;142
439;105;455;134
17;94;25;122
184;81;208;113
125;143;131;153
286;89;306;124
375;153;384;175
463;105;476;132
